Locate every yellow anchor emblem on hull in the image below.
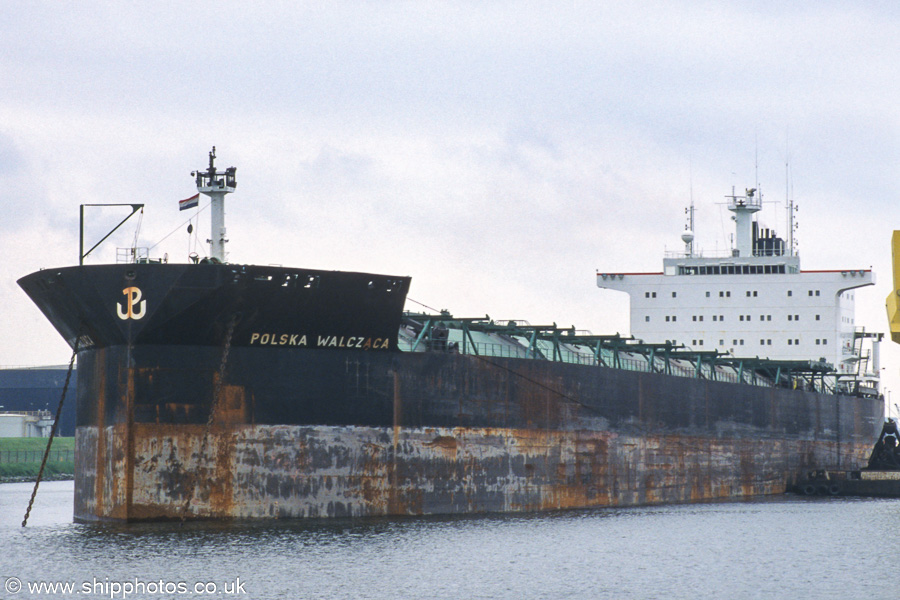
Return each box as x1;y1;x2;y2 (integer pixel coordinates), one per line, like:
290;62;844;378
117;286;146;320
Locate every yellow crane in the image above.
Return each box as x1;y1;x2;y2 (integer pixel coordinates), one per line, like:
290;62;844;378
888;232;900;344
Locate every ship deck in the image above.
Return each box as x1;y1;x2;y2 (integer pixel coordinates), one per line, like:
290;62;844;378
399;311;872;397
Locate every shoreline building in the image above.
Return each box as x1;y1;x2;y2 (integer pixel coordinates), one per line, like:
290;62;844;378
0;366;77;436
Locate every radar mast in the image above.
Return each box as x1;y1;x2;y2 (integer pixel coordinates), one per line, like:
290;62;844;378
192;147;237;262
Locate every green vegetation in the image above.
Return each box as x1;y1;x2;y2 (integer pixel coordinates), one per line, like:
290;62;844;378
0;461;73;479
0;437;74;453
0;437;75;481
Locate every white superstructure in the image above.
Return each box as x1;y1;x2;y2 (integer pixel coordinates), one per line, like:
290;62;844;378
597;187;878;381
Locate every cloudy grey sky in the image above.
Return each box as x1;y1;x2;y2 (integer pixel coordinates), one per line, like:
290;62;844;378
3;2;900;397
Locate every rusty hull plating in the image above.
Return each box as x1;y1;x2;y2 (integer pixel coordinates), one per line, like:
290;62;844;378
72;344;879;522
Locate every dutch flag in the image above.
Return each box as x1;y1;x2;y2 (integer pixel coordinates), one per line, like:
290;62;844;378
179;193;200;211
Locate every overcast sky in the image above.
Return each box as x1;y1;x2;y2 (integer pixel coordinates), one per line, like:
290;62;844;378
3;2;900;402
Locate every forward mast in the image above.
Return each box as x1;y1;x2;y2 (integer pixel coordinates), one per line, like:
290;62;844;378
192;147;237;263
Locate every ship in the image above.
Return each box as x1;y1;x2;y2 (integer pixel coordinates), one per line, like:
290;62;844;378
18;150;884;522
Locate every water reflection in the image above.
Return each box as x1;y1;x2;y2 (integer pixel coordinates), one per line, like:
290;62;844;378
1;481;898;600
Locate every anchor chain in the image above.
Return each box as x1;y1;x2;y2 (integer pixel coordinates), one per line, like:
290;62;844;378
22;337;80;527
180;313;238;523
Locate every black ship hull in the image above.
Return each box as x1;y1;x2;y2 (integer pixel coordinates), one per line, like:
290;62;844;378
19;264;883;521
18;263;409;351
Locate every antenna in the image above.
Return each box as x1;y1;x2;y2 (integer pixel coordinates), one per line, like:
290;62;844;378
784;133;798;257
754;136;759;193
682;201;695;257
786;164;797;257
682;162;695;257
786;156;791;256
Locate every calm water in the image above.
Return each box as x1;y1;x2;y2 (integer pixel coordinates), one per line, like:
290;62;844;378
1;481;898;599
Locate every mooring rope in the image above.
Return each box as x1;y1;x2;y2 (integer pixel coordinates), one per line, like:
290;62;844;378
22;337;79;527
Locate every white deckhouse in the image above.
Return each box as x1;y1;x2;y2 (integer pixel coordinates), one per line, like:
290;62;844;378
597;188;879;388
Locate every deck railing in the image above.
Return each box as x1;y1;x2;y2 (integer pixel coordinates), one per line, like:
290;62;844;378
0;449;73;464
